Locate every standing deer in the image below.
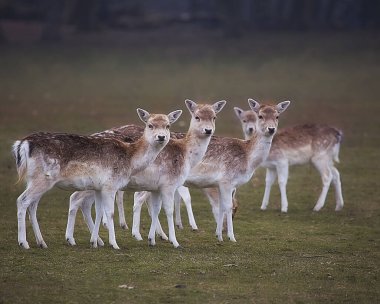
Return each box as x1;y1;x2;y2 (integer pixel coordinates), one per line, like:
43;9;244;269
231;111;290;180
65;99;226;248
133;99;290;243
234;107;344;212
12;108;182;249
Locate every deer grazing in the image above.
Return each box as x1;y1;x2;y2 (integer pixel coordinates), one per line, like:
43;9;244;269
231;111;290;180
133;99;290;243
12;108;182;249
65;99;226;248
234;107;344;213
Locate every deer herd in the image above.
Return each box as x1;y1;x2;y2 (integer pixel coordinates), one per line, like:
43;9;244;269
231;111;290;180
12;98;344;249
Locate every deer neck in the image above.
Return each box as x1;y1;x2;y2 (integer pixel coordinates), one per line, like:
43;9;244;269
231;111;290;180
184;131;212;168
246;132;273;170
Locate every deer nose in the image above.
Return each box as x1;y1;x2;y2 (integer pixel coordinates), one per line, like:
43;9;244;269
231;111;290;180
157;135;166;141
248;127;254;133
205;129;212;135
268;127;275;135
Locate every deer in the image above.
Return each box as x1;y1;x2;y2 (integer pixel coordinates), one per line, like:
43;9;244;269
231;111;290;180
234;107;344;213
64;99;226;248
132;99;290;243
12;108;182;249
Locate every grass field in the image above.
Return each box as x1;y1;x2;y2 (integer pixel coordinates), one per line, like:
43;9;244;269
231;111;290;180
0;28;379;303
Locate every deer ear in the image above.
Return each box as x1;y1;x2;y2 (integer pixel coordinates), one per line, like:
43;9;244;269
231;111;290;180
233;107;244;119
137;108;150;123
212;100;227;114
248;99;260;113
185;99;197;114
167;110;182;124
276;101;290;114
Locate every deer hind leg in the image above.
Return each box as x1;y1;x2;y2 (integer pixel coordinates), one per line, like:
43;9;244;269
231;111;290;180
261;168;277;211
331;166;344;211
148;198;168;241
179;186;198;231
277;164;289;213
28;200;47;248
82;192;105;247
174;190;183;229
90;191;117;248
216;186;236;242
17;182;52;249
101;191;119;249
312;158;333;211
147;191;161;246
132;192;145;241
116;191;128;229
202;188;219;226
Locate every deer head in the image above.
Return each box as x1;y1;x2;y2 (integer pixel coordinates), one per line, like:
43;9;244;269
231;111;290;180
248;99;290;137
137;108;182;146
234;107;258;140
185;99;226;138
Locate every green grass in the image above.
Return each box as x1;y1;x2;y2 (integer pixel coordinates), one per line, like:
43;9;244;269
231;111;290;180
0;29;379;303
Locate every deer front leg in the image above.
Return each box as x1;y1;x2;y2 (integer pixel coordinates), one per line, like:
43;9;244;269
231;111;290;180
162;189;180;248
261;168;277;211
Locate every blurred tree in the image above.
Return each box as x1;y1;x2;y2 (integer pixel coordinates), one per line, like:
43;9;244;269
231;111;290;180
41;0;65;41
219;0;243;37
73;0;101;31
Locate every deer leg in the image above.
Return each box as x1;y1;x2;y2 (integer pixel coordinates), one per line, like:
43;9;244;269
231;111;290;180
100;191;119;249
80;193;105;247
331;166;344;211
17;182;51;249
219;186;236;242
90;191;106;248
312;158;333;211
162;189;180;248
261;168;277;211
174;190;183;229
65;192;81;246
28;200;47;248
277;164;289;213
144;193;168;240
148;191;161;247
116;191;128;229
179;186;198;231
132;192;145;241
202;188;219;226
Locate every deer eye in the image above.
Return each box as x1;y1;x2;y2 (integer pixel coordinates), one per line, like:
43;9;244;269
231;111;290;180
258;115;263;120
166;125;170;129
276;116;279;120
242;120;247;123
195;116;200;121
148;124;153;129
213;116;216;121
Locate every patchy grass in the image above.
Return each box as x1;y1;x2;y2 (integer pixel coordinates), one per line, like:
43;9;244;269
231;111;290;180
0;29;379;303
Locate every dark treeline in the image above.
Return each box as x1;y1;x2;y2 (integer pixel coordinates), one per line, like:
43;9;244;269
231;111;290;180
0;0;379;41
